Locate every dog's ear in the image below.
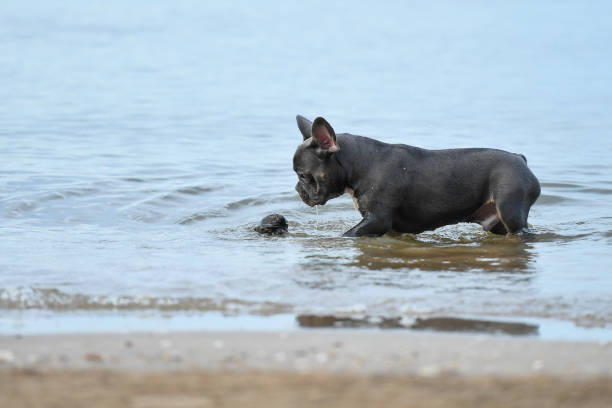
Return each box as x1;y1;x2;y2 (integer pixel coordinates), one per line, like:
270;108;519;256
296;115;313;140
311;117;339;153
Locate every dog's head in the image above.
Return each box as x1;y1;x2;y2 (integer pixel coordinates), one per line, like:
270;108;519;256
293;115;346;207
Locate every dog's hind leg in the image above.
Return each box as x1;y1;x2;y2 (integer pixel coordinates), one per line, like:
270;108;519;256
490;162;540;235
494;192;531;234
473;201;498;229
488;221;508;235
469;201;507;235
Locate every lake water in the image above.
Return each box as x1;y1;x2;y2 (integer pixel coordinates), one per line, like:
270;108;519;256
1;0;611;338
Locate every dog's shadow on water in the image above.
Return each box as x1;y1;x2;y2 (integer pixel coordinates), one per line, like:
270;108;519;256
287;221;538;274
346;225;538;273
346;223;594;273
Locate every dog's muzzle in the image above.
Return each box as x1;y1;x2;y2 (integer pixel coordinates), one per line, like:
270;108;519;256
296;183;318;207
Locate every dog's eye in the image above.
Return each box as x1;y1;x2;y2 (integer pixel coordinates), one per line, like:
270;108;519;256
298;173;312;183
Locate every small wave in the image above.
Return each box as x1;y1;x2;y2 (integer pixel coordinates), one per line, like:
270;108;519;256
119;186;220;218
175;185;218;195
119;174;200;184
0;287;291;315
125;209;167;223
536;194;574;205
176;192;298;225
177;210;226;225
413;224;488;244
225;197;267;210
578;187;612;195
225;193;304;211
540;182;582;189
3;184;103;217
138;193;186;207
122;177;145;183
39;187;99;202
159;193;184;202
522;230;590;243
4;200;38;216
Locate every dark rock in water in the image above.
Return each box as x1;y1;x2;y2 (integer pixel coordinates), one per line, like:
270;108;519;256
411;317;539;336
297;314;404;329
296;314;539;336
254;213;288;235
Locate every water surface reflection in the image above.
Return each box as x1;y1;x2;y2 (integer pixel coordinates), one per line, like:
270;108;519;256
351;228;535;273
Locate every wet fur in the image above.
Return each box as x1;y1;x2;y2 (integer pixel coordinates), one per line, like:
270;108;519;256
293;116;541;237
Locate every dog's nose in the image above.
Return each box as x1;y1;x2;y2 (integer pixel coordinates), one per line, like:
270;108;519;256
295;184;311;203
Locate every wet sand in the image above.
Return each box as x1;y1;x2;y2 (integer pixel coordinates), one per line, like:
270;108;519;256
1;331;612;407
3;370;612;408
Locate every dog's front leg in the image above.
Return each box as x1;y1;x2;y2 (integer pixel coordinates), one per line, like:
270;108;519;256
343;212;391;237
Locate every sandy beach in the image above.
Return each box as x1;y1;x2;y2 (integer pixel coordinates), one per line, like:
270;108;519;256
2;330;612;407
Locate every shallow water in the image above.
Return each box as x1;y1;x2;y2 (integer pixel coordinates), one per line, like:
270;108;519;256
1;1;612;338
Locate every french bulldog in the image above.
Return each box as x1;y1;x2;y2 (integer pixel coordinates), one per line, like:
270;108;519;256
293;115;540;237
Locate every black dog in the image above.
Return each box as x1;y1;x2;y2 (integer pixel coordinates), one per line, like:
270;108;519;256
293;115;540;237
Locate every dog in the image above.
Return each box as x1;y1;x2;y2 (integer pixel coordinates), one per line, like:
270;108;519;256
293;115;540;237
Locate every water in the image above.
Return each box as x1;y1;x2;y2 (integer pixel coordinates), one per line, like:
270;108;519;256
1;0;612;338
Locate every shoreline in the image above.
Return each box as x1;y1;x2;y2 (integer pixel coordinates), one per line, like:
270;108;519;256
4;310;612;341
2;330;611;377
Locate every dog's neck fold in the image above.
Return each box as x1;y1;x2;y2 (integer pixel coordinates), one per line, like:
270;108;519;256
334;138;370;199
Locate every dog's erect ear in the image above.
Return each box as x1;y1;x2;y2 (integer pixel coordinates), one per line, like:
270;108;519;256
296;115;313;140
311;117;339;153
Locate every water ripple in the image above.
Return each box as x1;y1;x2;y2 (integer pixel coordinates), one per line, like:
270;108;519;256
177;210;226;225
0;287;291;315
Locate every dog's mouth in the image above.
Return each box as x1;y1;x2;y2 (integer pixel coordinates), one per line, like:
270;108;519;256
301;192;326;207
295;182;332;207
304;193;338;207
304;198;327;207
296;187;326;207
